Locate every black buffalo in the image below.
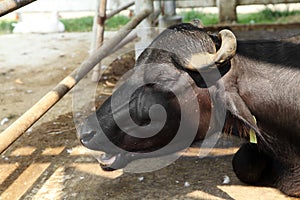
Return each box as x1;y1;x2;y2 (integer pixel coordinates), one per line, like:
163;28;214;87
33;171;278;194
77;23;300;197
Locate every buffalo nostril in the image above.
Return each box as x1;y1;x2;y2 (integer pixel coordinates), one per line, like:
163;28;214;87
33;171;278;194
80;130;97;143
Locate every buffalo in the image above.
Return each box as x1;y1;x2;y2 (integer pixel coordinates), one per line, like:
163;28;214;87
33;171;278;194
77;23;300;197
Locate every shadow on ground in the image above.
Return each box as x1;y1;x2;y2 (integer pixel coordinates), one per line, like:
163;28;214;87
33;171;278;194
0;113;292;200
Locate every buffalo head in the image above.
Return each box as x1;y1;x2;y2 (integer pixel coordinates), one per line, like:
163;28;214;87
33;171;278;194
76;23;237;171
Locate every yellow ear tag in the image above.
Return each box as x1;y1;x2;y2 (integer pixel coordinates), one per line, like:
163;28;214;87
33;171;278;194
249;116;257;144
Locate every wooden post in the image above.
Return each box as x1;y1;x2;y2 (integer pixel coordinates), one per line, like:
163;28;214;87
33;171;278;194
91;0;107;82
91;0;135;82
0;9;152;154
135;0;154;59
217;0;237;23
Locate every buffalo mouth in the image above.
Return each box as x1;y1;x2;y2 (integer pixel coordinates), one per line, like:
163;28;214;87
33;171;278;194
98;153;117;167
94;148;179;171
96;153;123;171
94;151;135;171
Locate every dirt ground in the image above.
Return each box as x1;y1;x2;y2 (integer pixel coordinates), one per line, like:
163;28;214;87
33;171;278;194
0;25;299;200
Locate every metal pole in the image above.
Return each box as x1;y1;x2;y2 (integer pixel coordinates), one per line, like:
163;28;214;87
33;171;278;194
0;9;152;154
0;0;37;17
164;0;176;17
159;0;182;29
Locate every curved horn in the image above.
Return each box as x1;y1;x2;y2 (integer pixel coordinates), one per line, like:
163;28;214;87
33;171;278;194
215;29;237;64
186;29;237;71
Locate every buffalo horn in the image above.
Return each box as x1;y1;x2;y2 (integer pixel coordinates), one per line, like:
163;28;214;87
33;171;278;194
186;29;237;71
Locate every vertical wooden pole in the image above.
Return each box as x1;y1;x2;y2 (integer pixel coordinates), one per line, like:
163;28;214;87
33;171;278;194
91;0;107;82
217;0;237;24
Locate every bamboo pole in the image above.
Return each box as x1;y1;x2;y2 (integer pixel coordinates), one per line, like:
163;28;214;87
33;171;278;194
110;30;137;54
106;1;134;19
0;9;152;154
0;0;37;17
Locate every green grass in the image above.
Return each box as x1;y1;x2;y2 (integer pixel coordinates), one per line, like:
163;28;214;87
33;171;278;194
181;9;219;25
0;9;299;34
105;15;130;30
181;8;300;25
61;16;94;32
0;14;131;34
237;8;300;24
0;20;16;34
60;15;130;32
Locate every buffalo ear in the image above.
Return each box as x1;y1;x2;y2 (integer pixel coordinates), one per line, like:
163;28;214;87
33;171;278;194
224;92;263;142
190;19;204;28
